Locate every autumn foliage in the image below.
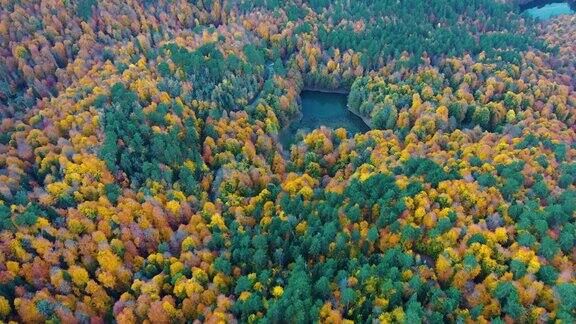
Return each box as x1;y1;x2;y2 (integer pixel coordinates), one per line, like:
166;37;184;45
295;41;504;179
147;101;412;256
0;0;575;322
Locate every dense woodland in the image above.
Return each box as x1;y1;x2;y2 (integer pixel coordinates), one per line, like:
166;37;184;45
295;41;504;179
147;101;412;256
0;0;575;322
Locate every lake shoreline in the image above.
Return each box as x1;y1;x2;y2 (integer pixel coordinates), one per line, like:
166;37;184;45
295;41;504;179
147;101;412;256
519;0;576;10
303;87;374;129
302;86;349;95
522;0;575;20
277;89;373;150
347;105;374;129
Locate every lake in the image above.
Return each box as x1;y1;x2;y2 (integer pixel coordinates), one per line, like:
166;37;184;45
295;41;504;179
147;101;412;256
523;1;575;20
279;91;370;148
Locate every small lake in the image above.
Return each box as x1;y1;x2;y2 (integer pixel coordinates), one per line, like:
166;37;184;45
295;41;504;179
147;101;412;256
523;1;575;20
279;91;370;148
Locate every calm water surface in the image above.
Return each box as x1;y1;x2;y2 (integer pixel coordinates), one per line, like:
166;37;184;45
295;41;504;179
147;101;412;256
524;1;575;20
280;91;370;148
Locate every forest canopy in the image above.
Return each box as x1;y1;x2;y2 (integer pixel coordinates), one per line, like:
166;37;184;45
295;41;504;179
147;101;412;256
0;0;575;322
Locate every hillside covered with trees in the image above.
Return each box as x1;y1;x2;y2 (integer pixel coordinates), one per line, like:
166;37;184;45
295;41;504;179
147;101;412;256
0;0;575;322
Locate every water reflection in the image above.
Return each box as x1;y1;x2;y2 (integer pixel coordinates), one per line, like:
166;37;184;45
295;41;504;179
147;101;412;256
279;91;370;149
522;1;575;20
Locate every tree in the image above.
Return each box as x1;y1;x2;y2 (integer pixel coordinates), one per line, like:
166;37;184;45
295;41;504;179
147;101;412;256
537;265;558;285
472;106;491;129
494;282;525;320
538;236;559;260
265;257;316;322
372;104;397;130
556;283;576;321
0;204;13;230
15;204;42;227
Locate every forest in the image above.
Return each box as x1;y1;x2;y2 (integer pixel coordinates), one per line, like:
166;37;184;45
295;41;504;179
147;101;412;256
0;0;575;322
